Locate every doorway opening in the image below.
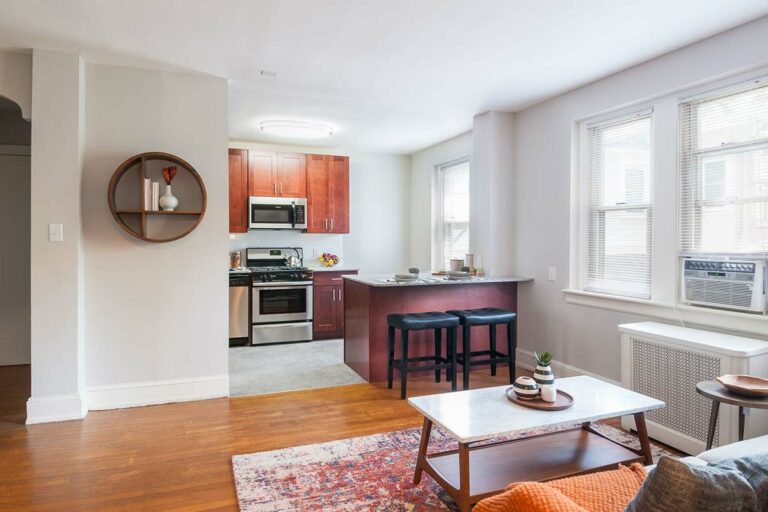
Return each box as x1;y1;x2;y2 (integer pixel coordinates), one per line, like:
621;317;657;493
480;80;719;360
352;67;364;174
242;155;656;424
0;95;31;425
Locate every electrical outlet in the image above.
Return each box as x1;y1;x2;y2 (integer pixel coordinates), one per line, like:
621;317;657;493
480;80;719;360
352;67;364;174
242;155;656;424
547;266;556;281
312;248;318;257
48;223;63;242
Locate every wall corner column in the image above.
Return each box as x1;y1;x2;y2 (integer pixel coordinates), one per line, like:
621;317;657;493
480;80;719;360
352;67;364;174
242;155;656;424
27;49;87;424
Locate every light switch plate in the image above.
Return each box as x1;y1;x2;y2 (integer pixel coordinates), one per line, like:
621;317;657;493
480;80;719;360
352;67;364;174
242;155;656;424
48;223;63;242
547;266;556;281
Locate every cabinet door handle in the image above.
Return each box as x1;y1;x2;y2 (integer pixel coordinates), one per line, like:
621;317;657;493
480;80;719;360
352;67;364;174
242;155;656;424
332;289;336;302
324;218;328;231
331;277;342;281
331;218;334;231
273;182;277;195
280;182;283;195
338;288;342;302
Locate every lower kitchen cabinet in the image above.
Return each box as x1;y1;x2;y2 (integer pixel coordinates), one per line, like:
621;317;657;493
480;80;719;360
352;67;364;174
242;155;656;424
313;270;357;340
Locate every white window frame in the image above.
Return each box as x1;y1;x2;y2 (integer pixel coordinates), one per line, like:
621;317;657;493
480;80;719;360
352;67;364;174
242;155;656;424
433;157;470;271
575;108;655;299
566;66;768;337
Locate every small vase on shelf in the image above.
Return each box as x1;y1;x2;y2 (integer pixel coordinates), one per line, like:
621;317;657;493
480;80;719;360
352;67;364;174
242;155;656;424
159;184;179;211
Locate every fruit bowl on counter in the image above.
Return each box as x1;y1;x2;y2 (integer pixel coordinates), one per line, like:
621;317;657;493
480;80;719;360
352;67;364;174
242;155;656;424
319;252;340;267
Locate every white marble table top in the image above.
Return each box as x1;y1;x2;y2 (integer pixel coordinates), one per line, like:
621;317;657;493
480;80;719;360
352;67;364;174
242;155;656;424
343;274;533;287
407;375;664;444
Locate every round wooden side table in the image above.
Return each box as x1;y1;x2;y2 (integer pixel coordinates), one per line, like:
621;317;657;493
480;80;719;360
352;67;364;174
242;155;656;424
696;380;768;450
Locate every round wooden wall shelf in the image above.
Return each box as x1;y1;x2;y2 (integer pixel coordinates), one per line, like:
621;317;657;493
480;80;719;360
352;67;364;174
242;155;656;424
107;152;207;243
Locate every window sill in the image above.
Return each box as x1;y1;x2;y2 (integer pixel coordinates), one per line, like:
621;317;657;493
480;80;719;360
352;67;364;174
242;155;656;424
563;289;768;337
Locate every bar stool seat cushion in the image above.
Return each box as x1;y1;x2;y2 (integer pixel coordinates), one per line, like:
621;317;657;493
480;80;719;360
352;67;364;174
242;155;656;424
447;308;517;326
387;312;460;330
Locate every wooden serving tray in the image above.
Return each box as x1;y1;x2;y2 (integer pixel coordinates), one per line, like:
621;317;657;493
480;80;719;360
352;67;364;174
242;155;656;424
506;388;574;411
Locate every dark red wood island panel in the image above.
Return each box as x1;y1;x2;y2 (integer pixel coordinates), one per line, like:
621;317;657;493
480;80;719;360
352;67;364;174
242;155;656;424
344;277;522;382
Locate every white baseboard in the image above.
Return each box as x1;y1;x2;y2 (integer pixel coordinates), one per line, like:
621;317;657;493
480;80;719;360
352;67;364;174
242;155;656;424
515;348;622;387
26;393;87;424
86;374;229;410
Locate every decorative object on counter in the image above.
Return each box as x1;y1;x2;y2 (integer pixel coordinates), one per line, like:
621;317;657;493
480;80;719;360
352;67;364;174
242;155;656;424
107;151;206;243
393;273;419;282
230;250;242;269
159;165;179;211
446;270;472;280
473;254;483;276
449;258;464;271
511;376;539;400
408;267;420;276
716;374;768;397
506;386;574;410
465;253;474;270
319;252;340;267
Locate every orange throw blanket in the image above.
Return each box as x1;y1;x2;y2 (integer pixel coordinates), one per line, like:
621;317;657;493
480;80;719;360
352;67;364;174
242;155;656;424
473;463;648;512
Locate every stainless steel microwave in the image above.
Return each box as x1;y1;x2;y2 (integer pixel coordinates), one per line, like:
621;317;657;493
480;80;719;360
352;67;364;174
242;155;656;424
248;196;308;230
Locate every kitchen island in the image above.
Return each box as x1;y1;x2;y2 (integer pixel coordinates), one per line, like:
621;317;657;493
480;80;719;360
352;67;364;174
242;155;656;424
343;274;532;382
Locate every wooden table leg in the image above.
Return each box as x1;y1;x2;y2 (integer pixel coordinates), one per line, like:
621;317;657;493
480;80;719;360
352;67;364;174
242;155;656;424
738;406;745;442
457;442;471;512
633;412;654;465
413;417;433;485
706;400;720;450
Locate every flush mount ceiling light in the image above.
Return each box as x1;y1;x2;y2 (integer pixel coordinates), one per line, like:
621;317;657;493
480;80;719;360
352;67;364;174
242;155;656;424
259;120;334;139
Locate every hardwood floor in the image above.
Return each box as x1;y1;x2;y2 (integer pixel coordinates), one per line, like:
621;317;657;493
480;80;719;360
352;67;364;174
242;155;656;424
0;365;531;511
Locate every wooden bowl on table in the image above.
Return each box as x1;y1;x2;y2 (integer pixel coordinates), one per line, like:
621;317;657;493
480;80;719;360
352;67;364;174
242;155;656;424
716;375;768;397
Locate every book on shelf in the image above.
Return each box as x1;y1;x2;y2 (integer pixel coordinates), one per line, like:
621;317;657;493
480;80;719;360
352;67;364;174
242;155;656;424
152;182;159;211
143;178;151;211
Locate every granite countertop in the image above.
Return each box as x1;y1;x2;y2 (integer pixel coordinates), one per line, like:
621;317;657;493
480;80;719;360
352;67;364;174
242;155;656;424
307;266;359;273
343;274;533;287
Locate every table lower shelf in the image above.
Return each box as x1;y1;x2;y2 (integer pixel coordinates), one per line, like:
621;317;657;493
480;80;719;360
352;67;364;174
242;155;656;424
425;428;644;501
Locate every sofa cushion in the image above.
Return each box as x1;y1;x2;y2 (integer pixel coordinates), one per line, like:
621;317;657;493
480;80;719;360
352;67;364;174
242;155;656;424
473;463;647;512
625;454;768;512
698;435;768;464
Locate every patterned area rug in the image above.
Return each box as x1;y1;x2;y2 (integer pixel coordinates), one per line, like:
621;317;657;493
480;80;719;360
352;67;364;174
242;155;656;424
232;423;677;511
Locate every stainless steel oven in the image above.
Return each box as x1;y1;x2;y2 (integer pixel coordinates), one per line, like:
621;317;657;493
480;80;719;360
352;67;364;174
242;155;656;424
249;196;308;230
251;281;313;344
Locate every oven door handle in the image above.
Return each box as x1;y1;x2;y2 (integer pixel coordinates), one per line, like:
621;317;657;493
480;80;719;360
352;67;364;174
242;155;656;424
252;281;314;288
290;201;297;228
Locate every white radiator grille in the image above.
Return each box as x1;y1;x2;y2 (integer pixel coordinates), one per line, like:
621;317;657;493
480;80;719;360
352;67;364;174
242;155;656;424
631;337;721;446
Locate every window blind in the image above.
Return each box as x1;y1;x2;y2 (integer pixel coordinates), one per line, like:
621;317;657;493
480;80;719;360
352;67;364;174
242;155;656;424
585;113;653;299
679;79;768;256
439;160;470;270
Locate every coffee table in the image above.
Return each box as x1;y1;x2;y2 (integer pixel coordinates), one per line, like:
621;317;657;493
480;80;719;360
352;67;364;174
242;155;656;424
408;375;664;512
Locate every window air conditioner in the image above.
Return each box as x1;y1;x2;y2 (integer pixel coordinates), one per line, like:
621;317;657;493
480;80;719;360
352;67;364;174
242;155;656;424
681;258;766;313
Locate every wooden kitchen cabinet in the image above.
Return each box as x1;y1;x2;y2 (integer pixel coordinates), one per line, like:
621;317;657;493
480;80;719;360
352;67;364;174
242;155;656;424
247;151;307;198
306;154;349;233
313;270;357;340
228;148;249;233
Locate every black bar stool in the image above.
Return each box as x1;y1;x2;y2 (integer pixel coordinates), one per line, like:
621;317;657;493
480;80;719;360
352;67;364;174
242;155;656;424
387;312;460;399
447;308;517;390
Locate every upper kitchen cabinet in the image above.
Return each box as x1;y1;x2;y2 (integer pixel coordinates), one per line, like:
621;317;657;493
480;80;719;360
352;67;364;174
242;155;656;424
306;154;349;233
228;148;249;233
247;151;307;198
276;152;307;198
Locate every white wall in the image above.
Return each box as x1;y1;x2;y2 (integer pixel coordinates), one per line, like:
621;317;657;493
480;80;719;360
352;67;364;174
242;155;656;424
82;63;229;409
409;132;472;271
471;111;515;276
27;50;87;423
229;141;411;274
513;16;768;381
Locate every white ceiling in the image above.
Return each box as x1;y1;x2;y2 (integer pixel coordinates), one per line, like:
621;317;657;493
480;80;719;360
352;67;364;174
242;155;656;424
0;1;767;154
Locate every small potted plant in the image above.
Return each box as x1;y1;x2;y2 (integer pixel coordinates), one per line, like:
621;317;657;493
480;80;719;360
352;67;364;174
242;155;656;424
159;165;178;211
534;351;556;402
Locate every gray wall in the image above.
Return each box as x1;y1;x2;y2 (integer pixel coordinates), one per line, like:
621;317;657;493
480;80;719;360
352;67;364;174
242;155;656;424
513;16;768;381
0;103;30;366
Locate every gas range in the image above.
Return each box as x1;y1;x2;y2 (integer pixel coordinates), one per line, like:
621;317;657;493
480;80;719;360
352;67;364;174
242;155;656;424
248;265;313;284
245;247;314;345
